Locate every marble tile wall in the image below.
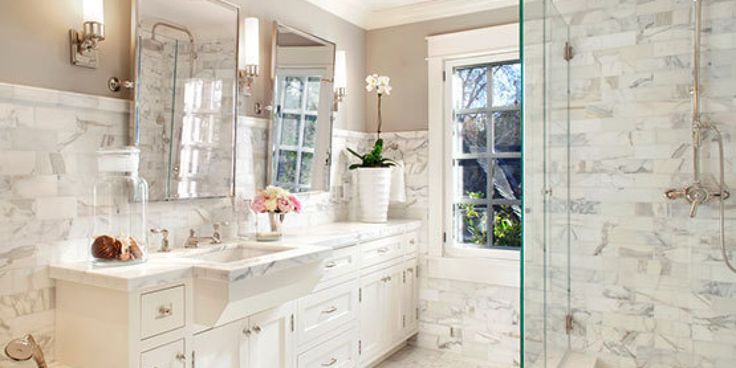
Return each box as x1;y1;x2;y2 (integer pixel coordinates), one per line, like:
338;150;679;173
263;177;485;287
543;0;736;367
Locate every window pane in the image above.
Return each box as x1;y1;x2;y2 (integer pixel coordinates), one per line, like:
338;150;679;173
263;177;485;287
456;113;487;154
454;204;488;246
303;115;317;148
306;77;321;111
456;159;488;200
280;114;300;146
299;152;313;186
283;77;304;110
492;63;521;107
492;158;522;200
493;205;522;247
276;150;297;183
454;67;487;110
493;110;521;153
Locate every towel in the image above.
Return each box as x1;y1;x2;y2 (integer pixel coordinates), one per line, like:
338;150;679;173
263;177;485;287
390;160;407;203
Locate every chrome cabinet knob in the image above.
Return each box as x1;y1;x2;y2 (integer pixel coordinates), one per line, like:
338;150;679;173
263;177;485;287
252;325;262;334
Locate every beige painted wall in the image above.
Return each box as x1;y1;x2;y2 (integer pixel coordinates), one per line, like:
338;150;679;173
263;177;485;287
0;0;133;99
0;0;367;131
365;7;519;132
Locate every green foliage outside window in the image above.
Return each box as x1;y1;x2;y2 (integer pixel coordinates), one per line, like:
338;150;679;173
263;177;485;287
459;192;521;248
494;205;522;247
458;192;488;245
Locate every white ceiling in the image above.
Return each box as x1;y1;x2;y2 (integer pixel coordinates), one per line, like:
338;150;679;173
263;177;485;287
304;0;517;30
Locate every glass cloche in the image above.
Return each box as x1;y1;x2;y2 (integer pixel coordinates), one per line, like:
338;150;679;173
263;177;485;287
91;147;149;265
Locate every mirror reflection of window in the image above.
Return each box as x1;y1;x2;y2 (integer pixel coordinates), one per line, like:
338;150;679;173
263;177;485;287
273;73;323;191
269;23;336;193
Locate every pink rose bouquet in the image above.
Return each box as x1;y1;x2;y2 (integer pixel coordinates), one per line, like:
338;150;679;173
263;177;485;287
250;186;301;214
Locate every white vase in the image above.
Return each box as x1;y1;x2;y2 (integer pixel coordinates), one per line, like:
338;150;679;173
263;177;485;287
357;167;392;223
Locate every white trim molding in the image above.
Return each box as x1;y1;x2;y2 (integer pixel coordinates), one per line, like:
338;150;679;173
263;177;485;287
304;0;517;30
427;24;520;274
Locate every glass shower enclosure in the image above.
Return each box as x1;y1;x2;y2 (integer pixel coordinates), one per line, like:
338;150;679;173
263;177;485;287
522;0;571;366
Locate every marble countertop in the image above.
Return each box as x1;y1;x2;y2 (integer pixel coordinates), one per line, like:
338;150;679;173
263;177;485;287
49;219;422;291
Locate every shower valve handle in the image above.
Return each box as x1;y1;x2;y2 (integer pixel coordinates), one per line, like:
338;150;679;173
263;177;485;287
664;183;730;218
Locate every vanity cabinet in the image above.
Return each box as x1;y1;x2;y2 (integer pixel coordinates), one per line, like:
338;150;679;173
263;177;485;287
52;224;420;368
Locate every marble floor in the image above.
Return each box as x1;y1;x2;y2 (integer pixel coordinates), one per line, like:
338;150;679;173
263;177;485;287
376;345;503;368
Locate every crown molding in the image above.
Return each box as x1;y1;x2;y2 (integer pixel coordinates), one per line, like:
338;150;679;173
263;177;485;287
305;0;518;30
303;0;371;29
367;0;518;30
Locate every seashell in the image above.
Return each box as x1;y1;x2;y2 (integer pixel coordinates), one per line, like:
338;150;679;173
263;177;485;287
91;235;122;260
128;237;143;260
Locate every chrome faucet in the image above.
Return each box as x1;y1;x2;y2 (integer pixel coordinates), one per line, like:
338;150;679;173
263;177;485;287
4;334;47;368
184;223;225;248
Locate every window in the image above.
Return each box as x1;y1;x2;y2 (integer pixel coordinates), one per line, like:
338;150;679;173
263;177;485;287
272;73;321;192
448;58;522;250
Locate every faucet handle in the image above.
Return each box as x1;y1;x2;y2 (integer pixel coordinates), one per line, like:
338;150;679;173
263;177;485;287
150;228;170;252
664;188;686;200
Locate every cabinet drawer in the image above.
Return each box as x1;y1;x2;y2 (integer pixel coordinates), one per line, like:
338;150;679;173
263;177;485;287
140;285;185;339
359;235;403;269
297;329;357;368
297;280;358;346
140;339;186;368
321;246;358;282
404;232;418;255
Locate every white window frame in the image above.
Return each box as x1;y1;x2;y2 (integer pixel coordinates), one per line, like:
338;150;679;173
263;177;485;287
427;23;521;264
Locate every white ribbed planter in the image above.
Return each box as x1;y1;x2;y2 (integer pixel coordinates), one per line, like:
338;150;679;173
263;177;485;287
357;167;392;223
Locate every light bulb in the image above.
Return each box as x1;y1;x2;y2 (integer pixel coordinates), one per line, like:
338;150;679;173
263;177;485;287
334;50;347;90
243;17;260;67
82;0;104;24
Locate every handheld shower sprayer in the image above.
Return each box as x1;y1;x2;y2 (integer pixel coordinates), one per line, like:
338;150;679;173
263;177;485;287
4;334;48;368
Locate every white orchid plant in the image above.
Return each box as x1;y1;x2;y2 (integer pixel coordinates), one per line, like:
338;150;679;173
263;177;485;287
346;74;397;170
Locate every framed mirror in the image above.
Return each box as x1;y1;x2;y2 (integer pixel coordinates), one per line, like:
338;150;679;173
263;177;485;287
269;23;336;193
133;0;239;200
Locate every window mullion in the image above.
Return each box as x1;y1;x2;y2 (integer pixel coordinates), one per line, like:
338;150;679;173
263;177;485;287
486;65;494;249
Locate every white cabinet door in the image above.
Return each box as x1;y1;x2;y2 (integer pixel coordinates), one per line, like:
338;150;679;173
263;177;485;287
402;258;418;335
384;265;405;343
358;268;386;362
140;339;186;368
249;302;296;368
193;319;248;368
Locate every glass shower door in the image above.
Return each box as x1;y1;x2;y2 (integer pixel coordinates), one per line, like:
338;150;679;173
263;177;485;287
522;0;571;366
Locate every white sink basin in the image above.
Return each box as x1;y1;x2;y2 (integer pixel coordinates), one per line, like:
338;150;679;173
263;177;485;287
194;244;291;263
169;240;332;328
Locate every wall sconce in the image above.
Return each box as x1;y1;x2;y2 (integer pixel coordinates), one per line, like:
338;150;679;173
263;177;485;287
239;17;260;96
333;50;347;111
70;0;105;69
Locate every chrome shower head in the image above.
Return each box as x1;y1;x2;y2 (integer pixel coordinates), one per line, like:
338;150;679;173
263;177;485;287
4;335;47;368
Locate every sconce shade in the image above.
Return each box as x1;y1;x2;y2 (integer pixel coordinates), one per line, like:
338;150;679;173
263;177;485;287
83;0;104;24
334;50;347;90
243;17;260;67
